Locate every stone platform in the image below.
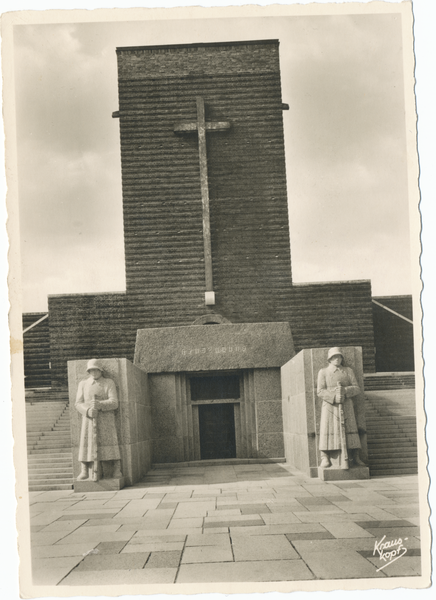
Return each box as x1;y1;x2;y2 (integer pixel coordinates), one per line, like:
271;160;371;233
27;463;422;589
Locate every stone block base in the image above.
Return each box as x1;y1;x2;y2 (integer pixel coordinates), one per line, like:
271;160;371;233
74;477;125;493
318;466;370;481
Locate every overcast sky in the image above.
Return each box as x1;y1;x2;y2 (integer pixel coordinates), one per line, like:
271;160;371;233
13;10;414;312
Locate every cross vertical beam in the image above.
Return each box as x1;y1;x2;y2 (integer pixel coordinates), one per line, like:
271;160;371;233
174;97;230;306
196;97;213;296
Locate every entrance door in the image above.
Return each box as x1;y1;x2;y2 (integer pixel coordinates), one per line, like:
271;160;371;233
198;404;236;460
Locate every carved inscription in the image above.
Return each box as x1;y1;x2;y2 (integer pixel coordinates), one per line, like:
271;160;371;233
182;346;247;356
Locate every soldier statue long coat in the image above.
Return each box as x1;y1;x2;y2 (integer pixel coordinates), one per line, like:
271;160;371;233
75;375;121;462
317;363;361;451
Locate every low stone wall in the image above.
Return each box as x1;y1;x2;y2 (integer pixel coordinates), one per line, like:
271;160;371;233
68;358;151;486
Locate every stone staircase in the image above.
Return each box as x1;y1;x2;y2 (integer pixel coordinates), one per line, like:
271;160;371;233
365;389;418;477
26;390;74;491
364;372;415;391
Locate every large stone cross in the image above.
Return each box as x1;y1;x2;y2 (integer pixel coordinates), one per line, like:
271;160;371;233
174;97;230;306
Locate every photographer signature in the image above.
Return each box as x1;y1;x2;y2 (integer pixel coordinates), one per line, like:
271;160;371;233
373;535;408;571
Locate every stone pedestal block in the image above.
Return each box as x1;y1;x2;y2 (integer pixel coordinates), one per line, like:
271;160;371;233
281;347;368;479
318;466;370;481
68;358;151;490
74;477;125;492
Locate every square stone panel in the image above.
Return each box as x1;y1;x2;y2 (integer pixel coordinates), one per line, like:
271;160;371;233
257;433;285;458
256;401;284;434
253;369;282;402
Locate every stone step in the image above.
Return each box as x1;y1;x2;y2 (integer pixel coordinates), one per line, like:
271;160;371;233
368;457;417;466
27;451;73;467
28;432;69;439
33;442;73;450
29;448;73;455
370;468;418;476
368;450;417;458
29;471;74;480
367;439;416;447
28;465;73;474
368;446;418;458
29;483;74;492
367;431;413;438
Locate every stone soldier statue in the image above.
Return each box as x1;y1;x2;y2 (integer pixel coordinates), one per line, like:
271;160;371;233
317;347;366;469
75;359;122;481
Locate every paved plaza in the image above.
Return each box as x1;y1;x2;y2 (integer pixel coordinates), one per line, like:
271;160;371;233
28;462;422;587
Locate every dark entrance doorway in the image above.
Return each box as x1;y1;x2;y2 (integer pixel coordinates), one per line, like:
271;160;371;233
198;404;236;460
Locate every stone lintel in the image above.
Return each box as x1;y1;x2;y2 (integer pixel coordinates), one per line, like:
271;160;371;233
134;322;294;373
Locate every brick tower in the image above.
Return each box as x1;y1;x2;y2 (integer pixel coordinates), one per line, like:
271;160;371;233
116;40;292;326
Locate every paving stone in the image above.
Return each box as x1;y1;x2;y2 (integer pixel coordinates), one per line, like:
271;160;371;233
285;531;335;541
176;559;314;582
321;522;375;538
56;513;115;521
168;518;203;529
267;504;308;513
295;549;385;579
181;544;233;564
232;534;298;561
41;519;88;533
116;520;172;532
354;520;417;530
207;509;241;516
30;512;66;526
358;548;421;559
230;523;322;536
186;533;230;546
74;552;149;571
240;505;271;515
146;550;182;568
305;505;345;513
294;512;374;523
127;534;186;545
296;497;334;506
205;519;263;529
365;556;421;576
383;506;420;518
205;513;265;523
133;528;191;538
31;543;99;559
31;531;71;546
122;542;184;553
173;501;215;519
95;541;127;554
63;509;119;516
56;530;135;544
364;527;420;538
260;513;305;525
204;527;229;534
60;567;177;585
30;525;46;533
32;556;84;586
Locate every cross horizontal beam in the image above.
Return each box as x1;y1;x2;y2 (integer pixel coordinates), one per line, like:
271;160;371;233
174;121;231;133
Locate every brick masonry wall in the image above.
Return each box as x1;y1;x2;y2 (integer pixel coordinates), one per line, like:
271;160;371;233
48;294;133;389
372;295;414;372
288;281;376;373
116;40;293;325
